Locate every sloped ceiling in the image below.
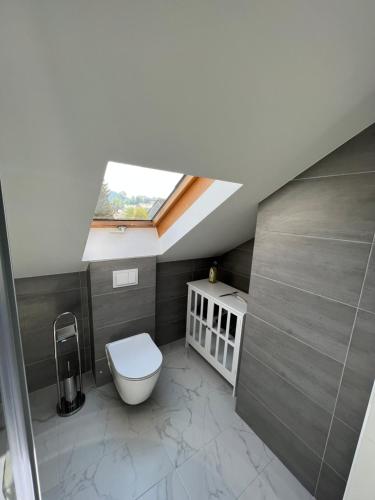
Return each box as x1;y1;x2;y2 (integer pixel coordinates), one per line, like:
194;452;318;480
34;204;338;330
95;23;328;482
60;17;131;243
1;1;375;277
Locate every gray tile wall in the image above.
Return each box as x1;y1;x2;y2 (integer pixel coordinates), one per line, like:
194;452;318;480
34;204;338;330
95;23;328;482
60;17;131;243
15;271;91;392
16;245;251;392
88;257;157;386
155;258;216;345
155;244;254;346
236;123;375;500
16;252;247;391
218;239;253;293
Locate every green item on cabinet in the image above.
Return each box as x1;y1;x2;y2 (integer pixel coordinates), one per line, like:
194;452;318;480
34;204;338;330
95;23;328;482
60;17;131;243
209;261;218;283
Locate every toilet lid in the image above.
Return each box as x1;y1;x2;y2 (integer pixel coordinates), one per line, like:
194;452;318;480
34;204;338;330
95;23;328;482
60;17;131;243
106;333;162;380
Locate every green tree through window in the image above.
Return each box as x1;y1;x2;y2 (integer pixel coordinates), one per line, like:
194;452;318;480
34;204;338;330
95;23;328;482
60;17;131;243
93;162;184;220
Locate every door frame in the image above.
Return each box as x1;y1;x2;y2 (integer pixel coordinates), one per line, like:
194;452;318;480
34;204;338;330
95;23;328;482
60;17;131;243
0;183;41;499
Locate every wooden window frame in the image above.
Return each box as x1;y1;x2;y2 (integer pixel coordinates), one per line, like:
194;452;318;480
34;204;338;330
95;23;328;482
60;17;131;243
90;175;214;234
90;219;154;228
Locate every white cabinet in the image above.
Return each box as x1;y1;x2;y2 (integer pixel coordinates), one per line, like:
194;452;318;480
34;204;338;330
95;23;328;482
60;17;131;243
186;279;248;395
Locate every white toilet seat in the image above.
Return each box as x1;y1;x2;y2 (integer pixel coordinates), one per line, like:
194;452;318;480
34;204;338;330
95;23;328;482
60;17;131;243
105;333;163;405
113;365;161;382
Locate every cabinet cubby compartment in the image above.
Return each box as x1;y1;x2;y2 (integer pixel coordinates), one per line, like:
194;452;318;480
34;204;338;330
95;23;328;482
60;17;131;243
210;332;217;357
194;318;200;342
189;316;194;338
200;325;207;348
186;280;248;395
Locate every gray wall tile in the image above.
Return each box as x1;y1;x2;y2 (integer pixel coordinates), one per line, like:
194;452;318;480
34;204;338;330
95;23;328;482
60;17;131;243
15;271;91;392
80;281;89;319
155;257;215;345
94;357;112;387
248;274;355;362
360;246;375;313
344;310;375;375
15;272;80;296
157;259;194;276
26;348;88;392
156;296;187;325
191;258;219;281
17;289;82;335
156;270;191;303
91;286;155;330
21;319;86;365
236;239;254;252
90;257;156;295
193;257;218;273
335;309;375;431
219;239;253;293
155;318;186;346
155;296;187;345
239;351;331;456
252;231;370;305
25;358;56;392
236;383;321;494
336;367;374;434
324;418;359;481
243;314;343;412
315;463;347;500
154;248;251;346
88;256;216;355
237;123;375;496
88;257;157;383
296;124;375;179
87;268;96;376
257;173;375;242
21;326;55;365
192;267;211;281
219;268;250;294
220;246;253;276
83;348;92;376
94;315;155;360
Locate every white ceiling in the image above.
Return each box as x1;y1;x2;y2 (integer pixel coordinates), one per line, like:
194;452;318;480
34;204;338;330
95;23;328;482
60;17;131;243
1;1;375;278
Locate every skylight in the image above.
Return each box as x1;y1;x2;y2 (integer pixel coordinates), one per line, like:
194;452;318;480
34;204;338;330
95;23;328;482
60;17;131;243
94;162;184;221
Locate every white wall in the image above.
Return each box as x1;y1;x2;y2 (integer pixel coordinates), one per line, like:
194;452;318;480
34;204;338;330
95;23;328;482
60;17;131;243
159;180;242;256
83;179;241;262
82;227;160;262
1;1;375;277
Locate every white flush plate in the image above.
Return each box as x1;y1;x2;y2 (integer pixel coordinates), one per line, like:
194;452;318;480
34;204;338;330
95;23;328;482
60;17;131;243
113;269;138;288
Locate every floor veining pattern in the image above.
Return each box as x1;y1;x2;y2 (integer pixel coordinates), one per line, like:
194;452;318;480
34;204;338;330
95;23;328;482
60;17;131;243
29;339;314;500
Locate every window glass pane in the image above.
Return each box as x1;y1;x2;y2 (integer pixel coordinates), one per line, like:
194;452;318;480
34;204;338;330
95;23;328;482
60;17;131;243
94;162;184;220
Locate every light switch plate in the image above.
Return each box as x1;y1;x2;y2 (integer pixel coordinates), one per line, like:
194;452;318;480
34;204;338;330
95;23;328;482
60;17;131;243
112;269;138;288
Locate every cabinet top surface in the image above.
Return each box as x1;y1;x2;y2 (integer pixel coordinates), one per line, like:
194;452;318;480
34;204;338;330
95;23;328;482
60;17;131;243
187;279;248;315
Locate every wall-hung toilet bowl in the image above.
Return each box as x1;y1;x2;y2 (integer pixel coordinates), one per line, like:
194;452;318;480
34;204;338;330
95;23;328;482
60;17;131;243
105;333;162;405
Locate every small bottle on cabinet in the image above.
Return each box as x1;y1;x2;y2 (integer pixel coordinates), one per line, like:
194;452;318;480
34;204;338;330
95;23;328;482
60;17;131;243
208;261;218;283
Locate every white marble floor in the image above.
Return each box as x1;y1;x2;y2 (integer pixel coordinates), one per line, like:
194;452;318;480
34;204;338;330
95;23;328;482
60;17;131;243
29;339;314;500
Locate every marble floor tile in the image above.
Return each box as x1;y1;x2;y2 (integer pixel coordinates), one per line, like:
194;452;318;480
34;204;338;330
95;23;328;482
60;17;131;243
137;469;189;500
178;446;237;500
177;426;273;500
151;356;208;411
58;407;109;482
155;405;205;467
44;436;174;500
153;367;247;468
239;458;315;500
31;339;314;500
34;426;60;493
29;384;61;435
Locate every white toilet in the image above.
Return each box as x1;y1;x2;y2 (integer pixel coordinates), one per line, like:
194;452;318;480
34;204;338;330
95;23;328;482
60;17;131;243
105;333;162;405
